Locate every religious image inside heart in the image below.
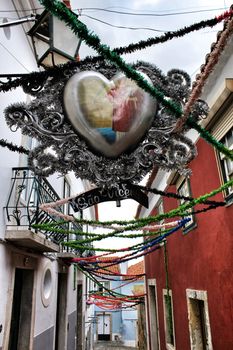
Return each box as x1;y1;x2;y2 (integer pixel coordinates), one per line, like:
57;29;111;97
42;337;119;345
79;75;144;144
64;71;157;157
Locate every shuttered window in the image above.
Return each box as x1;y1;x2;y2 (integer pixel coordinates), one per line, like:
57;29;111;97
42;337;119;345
218;128;233;198
211;104;233;140
211;104;233;200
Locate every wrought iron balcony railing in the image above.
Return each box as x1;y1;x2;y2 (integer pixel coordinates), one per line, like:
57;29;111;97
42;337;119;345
5;167;84;249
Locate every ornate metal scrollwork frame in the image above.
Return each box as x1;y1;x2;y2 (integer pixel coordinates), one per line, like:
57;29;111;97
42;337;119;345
4;61;208;187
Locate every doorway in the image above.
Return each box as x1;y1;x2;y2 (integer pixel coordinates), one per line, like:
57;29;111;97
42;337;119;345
55;272;68;350
186;289;213;350
148;283;160;350
8;268;34;350
97;313;111;341
77;283;83;349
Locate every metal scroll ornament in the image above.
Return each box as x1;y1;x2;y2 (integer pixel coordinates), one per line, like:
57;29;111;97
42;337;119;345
4;61;208;187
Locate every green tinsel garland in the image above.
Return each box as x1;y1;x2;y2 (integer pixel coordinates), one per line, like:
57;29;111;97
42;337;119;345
39;0;233;163
113;12;232;55
33;223;170;239
1;10;232;94
33;202;222;244
39;0;183;118
0;139;29;154
60;204;220;246
76;178;232;227
83;178;231;229
34;179;232;247
187;117;233;161
1;2;232;168
62;232;166;252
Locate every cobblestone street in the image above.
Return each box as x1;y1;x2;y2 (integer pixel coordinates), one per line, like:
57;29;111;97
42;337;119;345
94;341;137;350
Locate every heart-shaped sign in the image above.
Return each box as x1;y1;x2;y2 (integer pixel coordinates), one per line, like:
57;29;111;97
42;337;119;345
63;70;157;158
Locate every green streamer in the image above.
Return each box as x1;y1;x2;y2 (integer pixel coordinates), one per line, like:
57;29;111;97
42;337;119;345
33;223;169;239
34;179;232;247
187;117;233;161
34;178;232;238
75;178;233;228
62;232;165;252
39;0;183;118
39;0;233;169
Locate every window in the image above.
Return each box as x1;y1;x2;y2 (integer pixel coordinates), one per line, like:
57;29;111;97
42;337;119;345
98;281;110;294
210;98;233;202
186;289;212;350
163;289;175;350
218;127;233;200
177;178;195;233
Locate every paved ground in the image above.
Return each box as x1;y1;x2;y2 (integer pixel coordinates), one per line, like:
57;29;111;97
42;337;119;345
94;340;137;350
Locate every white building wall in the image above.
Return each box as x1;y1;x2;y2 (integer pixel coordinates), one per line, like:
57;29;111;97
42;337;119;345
0;1;95;349
0;2;40;348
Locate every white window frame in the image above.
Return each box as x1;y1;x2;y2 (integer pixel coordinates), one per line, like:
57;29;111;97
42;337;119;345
186;289;213;350
163;289;176;350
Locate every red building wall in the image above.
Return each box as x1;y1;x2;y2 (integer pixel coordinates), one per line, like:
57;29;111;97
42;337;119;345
145;138;233;349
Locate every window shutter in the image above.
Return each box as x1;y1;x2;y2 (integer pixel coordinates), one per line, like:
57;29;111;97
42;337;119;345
211;104;233;140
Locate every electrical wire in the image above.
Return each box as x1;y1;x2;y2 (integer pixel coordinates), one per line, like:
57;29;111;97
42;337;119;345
104;5;228;12
0;8;43;13
81;14;166;32
0;41;30;72
75;6;229;17
0;5;229;16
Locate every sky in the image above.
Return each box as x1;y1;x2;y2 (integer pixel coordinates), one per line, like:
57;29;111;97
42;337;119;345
68;0;233;253
72;0;231;78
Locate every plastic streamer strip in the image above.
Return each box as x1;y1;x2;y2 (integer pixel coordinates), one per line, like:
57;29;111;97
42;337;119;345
1;5;232;163
175;12;233;132
38;0;233;162
37;184;225;227
39;0;183;118
75;219;189;269
1;9;233;94
33;193;228;249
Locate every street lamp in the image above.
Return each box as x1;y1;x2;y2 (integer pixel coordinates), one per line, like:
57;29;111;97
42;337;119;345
28;10;81;68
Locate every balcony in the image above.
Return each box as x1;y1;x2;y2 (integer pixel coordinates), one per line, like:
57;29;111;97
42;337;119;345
4;168;84;254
